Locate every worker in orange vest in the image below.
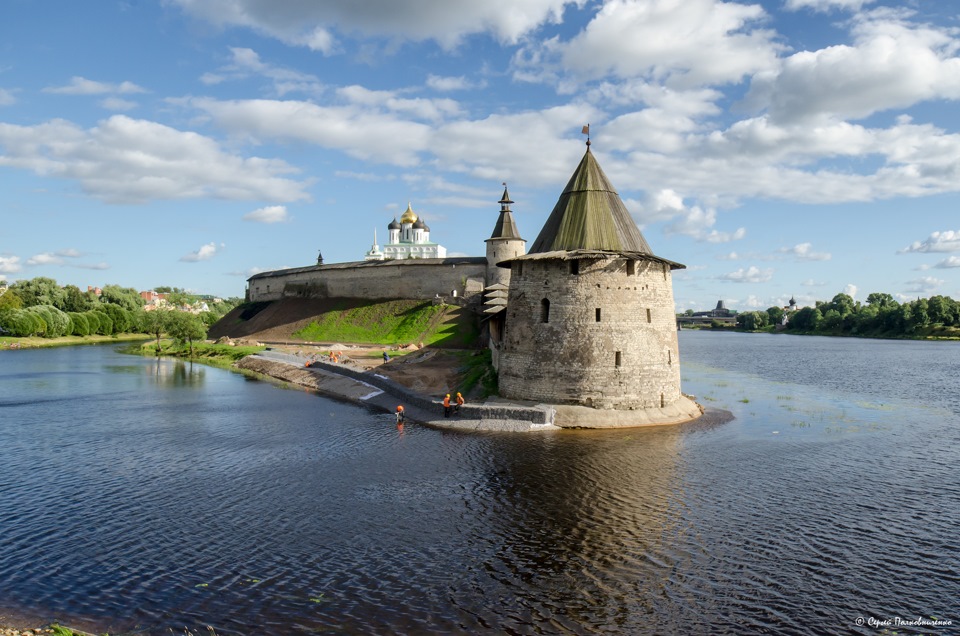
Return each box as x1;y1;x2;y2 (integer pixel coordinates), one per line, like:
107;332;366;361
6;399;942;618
395;405;405;424
442;394;451;418
455;392;464;415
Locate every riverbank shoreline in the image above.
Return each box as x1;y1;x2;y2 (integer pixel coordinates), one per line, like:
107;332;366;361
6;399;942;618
0;334;150;350
237;350;703;431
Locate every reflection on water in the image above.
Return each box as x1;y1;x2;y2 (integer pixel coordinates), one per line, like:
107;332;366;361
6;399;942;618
144;358;207;388
0;339;958;635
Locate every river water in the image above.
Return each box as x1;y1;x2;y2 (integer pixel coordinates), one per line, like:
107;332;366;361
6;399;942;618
0;333;957;635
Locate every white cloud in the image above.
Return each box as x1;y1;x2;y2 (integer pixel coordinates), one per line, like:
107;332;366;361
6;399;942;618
0;88;16;106
170;0;580;51
843;284;858;299
337;85;461;121
0;115;309;204
426;75;485;92
517;0;782;88
75;262;110;270
785;0;874;12
44;76;147;95
243;205;290;223
101;97;138;111
185;96;431;167
901;230;960;253
227;266;268;277
743;11;960;124
781;242;832;261
904;276;943;294
26;252;63;266
739;295;767;309
719;266;773;283
180;242;224;262
206;47;325;96
0;256;21;274
659;195;746;243
801;278;826;287
934;256;960;268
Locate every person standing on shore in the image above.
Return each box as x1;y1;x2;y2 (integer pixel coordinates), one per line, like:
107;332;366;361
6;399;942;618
443;394;451;417
455;392;464;415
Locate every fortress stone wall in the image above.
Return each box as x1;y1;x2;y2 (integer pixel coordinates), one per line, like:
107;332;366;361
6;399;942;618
247;257;488;302
497;256;682;409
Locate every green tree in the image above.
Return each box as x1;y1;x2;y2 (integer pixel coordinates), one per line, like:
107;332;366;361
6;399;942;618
908;298;929;333
866;292;896;309
89;310;113;335
24;305;70;337
789;307;822;332
736;311;768;331
0;289;23;311
99;303;132;333
100;285;145;312
766;306;785;326
83;311;101;335
0;309;45;336
821;308;843;332
139;310;168;352
67;312;91;336
165;311;207;356
10;277;65;308
199;310;220;328
927;295;954;326
828;293;855;317
62;285;95;312
166;290;195;310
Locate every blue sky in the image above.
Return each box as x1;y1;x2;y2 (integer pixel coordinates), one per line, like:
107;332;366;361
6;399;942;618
1;0;959;311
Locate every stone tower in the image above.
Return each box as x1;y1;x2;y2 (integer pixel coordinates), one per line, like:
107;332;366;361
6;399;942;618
485;184;526;288
498;142;691;418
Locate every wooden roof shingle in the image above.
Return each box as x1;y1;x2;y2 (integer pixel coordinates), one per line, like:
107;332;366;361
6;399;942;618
528;145;653;255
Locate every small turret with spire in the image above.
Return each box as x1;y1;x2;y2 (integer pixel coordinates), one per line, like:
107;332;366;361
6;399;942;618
485;182;526;288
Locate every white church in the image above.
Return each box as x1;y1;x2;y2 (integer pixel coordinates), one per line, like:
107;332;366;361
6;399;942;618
364;203;447;260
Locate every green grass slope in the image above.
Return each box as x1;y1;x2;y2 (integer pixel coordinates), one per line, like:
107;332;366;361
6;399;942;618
209;297;480;348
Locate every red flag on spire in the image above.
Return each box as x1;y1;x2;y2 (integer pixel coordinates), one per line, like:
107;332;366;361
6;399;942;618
581;124;590;135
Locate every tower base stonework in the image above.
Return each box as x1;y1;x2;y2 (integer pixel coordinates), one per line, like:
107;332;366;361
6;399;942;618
496;141;699;427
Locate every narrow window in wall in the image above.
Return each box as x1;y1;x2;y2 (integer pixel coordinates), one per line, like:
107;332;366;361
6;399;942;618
668;349;672;365
515;262;523;276
660;393;665;407
663;263;668;280
541;298;551;323
627;260;636;276
615;351;622;367
646;308;652;323
596;308;602;322
570;260;580;275
266;285;270;293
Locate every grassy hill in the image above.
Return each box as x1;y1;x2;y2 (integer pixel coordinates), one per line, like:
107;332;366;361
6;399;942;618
208;297;480;348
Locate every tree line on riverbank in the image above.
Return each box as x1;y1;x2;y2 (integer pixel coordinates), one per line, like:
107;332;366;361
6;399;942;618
0;276;242;352
734;292;960;338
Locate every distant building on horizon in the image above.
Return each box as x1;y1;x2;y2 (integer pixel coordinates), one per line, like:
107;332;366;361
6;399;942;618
691;300;734;318
364;203;446;260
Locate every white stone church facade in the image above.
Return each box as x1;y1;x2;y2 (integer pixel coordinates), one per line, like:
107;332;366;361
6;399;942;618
365;203;446;261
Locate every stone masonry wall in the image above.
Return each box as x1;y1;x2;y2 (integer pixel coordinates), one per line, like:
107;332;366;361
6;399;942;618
485;238;525;289
248;259;487;303
498;256;682;409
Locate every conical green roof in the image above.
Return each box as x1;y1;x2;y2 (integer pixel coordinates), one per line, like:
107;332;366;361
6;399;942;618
528;146;652;254
489;185;523;240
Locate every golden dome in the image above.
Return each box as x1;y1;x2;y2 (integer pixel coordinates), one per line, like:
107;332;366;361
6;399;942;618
399;202;418;225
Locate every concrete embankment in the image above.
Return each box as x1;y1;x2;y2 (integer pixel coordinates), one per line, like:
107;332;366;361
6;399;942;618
236;351;560;432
